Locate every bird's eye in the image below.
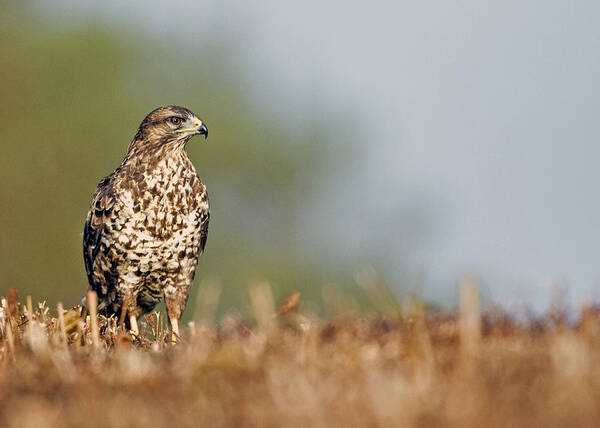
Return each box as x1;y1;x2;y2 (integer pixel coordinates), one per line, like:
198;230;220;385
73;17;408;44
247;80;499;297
169;116;182;126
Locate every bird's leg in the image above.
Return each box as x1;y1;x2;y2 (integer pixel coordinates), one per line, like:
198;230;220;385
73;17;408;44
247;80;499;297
129;314;139;337
122;291;139;338
165;285;186;344
169;317;179;343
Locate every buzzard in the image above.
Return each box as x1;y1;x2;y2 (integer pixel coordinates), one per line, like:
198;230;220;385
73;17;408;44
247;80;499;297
83;106;209;341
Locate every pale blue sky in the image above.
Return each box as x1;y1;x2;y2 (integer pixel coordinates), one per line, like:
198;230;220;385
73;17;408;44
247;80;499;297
38;0;600;309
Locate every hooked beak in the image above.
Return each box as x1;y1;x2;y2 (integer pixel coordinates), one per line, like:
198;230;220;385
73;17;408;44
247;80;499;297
196;122;208;139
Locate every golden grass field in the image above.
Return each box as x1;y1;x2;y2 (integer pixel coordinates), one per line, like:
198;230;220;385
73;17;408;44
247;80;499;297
1;281;600;428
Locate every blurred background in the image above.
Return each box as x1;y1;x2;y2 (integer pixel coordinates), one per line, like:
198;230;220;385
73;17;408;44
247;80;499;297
1;1;599;317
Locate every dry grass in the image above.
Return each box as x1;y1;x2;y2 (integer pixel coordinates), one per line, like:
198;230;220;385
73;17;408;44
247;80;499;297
1;284;600;428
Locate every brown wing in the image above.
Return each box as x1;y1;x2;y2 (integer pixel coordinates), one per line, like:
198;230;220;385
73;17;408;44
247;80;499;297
199;208;209;254
195;180;209;255
83;174;118;300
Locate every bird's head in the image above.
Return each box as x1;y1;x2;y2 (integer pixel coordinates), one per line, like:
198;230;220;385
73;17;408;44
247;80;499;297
128;105;208;155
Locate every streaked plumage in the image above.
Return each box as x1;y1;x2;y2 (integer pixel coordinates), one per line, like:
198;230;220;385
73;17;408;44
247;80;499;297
83;106;209;339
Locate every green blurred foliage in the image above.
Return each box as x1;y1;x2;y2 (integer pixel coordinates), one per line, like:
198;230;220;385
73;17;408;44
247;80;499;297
0;4;371;318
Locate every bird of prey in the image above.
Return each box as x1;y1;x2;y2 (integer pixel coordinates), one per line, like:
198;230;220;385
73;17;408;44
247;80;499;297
83;106;209;341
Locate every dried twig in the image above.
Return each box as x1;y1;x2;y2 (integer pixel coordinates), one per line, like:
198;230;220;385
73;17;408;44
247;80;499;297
57;302;67;345
87;291;100;349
